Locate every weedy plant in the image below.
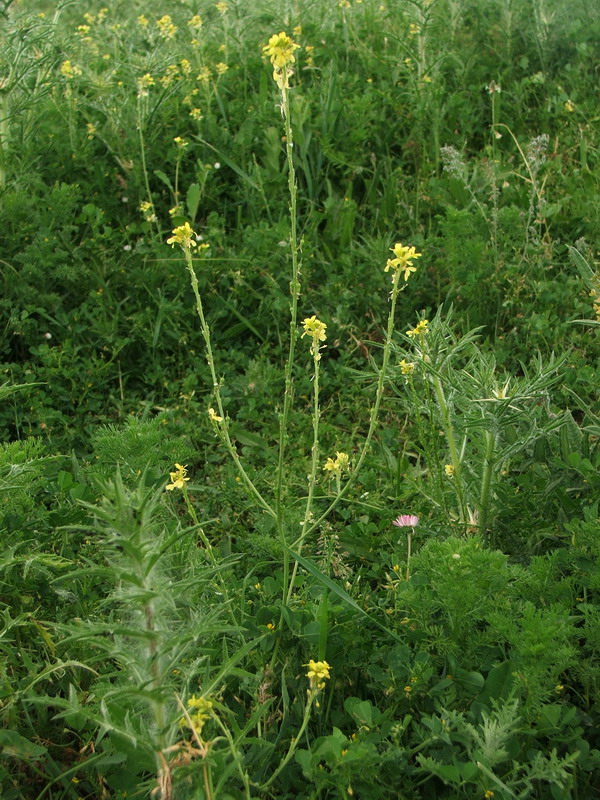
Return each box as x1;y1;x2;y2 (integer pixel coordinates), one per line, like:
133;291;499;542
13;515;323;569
2;2;600;799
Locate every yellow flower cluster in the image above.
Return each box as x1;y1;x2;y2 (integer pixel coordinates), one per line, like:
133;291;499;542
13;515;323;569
182;695;213;735
323;451;350;476
301;315;327;360
166;463;190;491
157;14;177;39
60;60;82;79
399;359;414;375
197;67;212;83
305;659;331;690
188;14;203;29
263;31;300;90
167;222;197;249
385;243;422;281
406;319;429;337
139;201;157;223
174;136;189;149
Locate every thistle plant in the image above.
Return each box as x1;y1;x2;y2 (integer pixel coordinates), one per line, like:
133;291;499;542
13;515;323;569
392;310;566;541
51;471;239;799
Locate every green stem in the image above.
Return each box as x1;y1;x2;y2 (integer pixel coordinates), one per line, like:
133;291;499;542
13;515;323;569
259;689;319;791
479;427;496;539
287;348;321;603
137;94;161;239
275;69;301;607
183;247;276;519
431;373;467;523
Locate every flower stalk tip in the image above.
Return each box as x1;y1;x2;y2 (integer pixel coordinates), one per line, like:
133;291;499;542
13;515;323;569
166;463;190;491
167;222;197;249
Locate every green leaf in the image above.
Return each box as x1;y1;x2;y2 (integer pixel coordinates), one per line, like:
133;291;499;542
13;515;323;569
454;668;485;693
289;550;405;643
186;182;201;221
154;170;174;192
567;246;594;281
0;729;47;759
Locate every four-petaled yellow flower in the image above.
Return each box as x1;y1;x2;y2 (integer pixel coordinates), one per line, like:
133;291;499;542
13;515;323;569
301;315;327;360
208;407;223;423
323;451;350;475
263;31;300;69
406;319;429;337
385;243;422;281
305;659;331;690
167;222;197;249
166;463;190;491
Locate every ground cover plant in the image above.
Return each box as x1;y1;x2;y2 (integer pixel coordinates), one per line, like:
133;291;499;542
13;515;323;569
1;0;600;797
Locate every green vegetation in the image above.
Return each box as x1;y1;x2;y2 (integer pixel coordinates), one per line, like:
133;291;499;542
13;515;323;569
1;0;599;797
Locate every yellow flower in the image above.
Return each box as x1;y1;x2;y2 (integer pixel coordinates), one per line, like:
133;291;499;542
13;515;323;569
263;31;300;69
188;14;203;29
197;67;212;83
564;99;575;112
157;14;177;39
399;359;414;375
139;201;157;223
174;136;189;149
86;122;97;138
180;58;192;75
167;222;197;249
406;319;429;337
323;452;349;476
444;464;455;477
169;206;182;217
138;14;148;27
409;23;421;35
181;695;213;734
189;107;203;120
301;315;327;360
384;243;422;280
76;24;90;35
266;622;276;631
166;463;190;491
215;62;229;75
305;659;331;690
208;407;223;423
160;64;180;87
484;792;495;799
293;25;302;37
215;1;229;13
302;315;327;341
60;60;82;79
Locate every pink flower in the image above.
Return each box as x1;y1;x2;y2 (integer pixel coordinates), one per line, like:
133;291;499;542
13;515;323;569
393;514;419;527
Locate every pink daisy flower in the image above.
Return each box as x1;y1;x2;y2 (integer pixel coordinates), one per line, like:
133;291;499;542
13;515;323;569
392;514;419;527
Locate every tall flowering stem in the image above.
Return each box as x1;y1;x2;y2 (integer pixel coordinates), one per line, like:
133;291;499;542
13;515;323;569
297;247;419;544
263;32;302;606
286;317;326;603
170;225;275;520
260;660;330;791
